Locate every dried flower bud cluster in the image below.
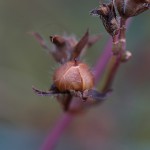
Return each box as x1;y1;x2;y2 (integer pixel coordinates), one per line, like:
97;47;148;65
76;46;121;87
50;34;78;64
53;61;94;92
90;0;149;37
90;2;119;37
115;0;150;19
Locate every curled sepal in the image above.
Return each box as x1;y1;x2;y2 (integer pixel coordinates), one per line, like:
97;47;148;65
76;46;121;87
83;89;111;101
32;86;58;96
50;35;66;47
90;7;100;17
70;89;111;101
49;35;70;64
30;32;65;63
71;30;89;60
30;32;51;51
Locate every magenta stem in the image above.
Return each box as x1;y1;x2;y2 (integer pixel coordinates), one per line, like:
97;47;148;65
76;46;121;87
40;113;73;150
40;38;113;150
94;19;132;82
94;38;112;82
40;18;132;150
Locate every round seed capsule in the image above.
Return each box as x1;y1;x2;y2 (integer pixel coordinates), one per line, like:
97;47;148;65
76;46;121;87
53;61;94;92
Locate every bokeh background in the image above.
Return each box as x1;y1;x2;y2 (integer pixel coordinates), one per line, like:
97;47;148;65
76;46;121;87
0;0;150;150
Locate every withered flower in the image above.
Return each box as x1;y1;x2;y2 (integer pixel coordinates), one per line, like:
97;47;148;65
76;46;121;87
32;31;108;111
90;1;119;37
115;0;150;19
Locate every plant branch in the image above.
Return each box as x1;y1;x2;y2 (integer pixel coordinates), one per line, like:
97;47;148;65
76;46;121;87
94;38;112;82
40;18;132;150
40;113;74;150
100;18;130;93
39;38;113;150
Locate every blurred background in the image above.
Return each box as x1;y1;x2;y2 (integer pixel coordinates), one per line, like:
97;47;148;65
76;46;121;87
0;0;150;150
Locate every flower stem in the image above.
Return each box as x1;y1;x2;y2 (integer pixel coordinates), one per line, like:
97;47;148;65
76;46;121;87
40;113;73;150
40;18;132;150
100;18;130;93
94;38;112;82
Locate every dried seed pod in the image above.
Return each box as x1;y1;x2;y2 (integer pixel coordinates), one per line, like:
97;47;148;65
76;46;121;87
90;2;119;36
33;60;109;104
32;31;108;111
115;0;150;19
53;61;94;92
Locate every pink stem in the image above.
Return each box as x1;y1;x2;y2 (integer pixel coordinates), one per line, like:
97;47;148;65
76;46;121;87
94;38;112;82
40;113;73;150
94;19;132;82
40;38;113;150
40;18;132;150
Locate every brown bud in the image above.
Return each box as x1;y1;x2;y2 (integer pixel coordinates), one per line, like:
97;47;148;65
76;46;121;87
53;61;94;92
115;0;150;19
90;2;119;36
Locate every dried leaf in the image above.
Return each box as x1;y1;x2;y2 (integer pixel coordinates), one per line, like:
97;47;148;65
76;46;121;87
50;35;66;47
50;35;73;64
90;2;119;36
85;89;111;101
30;32;50;50
115;0;150;18
71;30;89;60
32;86;57;96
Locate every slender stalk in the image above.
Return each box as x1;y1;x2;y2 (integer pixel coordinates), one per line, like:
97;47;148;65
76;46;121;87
101;55;120;92
40;34;116;150
40;18;132;150
94;38;112;82
100;18;129;93
119;18;127;51
40;39;114;150
40;113;73;150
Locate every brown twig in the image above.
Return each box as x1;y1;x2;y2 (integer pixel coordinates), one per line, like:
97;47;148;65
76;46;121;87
100;18;129;93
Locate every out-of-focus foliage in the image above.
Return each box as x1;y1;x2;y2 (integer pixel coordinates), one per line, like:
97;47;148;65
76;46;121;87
0;0;150;150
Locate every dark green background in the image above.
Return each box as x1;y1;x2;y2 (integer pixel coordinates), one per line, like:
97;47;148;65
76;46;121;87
0;0;150;149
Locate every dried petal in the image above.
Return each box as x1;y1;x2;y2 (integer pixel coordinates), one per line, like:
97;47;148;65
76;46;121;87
49;35;71;63
71;30;89;60
30;32;50;50
32;86;58;96
50;35;66;47
83;89;108;101
90;2;119;36
115;0;150;18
